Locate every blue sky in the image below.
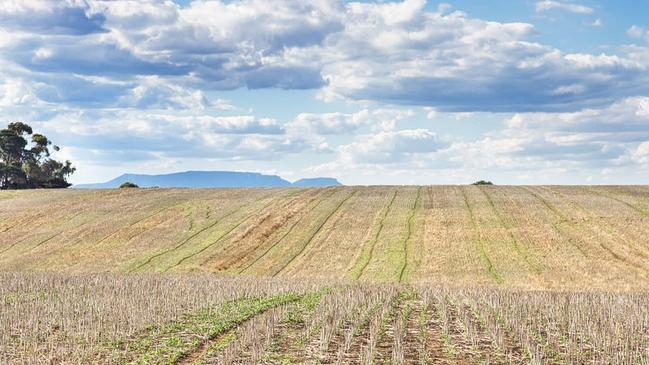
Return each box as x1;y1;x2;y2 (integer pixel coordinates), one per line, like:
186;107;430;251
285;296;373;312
1;0;648;185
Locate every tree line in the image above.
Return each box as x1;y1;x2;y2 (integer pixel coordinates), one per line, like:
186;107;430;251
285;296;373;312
0;122;75;189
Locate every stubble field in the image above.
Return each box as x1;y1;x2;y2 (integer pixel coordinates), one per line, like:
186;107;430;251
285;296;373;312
1;186;649;364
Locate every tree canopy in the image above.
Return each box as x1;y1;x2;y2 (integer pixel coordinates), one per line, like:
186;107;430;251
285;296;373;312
472;180;494;185
0;122;75;189
119;182;139;188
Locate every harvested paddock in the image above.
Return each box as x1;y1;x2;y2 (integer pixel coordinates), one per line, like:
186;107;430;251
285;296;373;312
2;186;649;289
1;272;648;364
3;186;649;363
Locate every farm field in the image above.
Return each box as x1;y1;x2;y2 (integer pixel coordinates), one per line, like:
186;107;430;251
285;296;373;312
2;271;648;364
2;186;649;364
2;185;649;289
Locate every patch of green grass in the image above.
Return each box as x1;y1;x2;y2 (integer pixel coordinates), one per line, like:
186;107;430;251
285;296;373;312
460;186;504;284
189;330;237;365
348;190;398;280
398;187;421;282
477;186;542;274
283;291;323;325
2;289;56;305
110;293;303;365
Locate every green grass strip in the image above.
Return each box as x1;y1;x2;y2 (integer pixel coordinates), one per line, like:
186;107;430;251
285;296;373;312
398;187;422;282
114;293;302;365
349;189;398;280
459;186;504;284
477;186;542;274
272;189;357;276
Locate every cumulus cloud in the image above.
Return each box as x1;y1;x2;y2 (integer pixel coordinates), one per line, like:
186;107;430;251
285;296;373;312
287;109;413;135
1;0;648;184
628;25;649;43
0;78;37;106
0;0;107;35
35;108;311;166
313;128;447;173
315;3;646;112
312;97;649;180
459;97;649;170
590;18;603;28
631;142;649;165
0;0;647;112
535;1;594;14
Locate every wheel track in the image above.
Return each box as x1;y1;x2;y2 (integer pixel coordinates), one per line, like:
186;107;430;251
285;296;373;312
519;186;588;257
272;189;357;277
477;186;543;274
585;186;649;217
178;299;297;365
398;187;421;283
208;188;320;271
129;191;278;272
520;186;641;282
538;186;649;276
164;193;291;272
92;201;188;248
574;186;649;259
352;188;398;280
237;188;338;274
459;186;504;284
1;209;82;255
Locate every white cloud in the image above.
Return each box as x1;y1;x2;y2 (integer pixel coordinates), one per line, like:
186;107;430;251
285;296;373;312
313;2;645;112
287;108;413;135
313;128;446;173
288;111;370;135
0;78;37;106
631;142;649;165
0;0;646;113
0;0;648;185
535;1;594;15
313;97;649;180
0;0;106;35
193;116;283;134
628;25;649;43
552;84;586;95
462;97;649;170
590;18;602;28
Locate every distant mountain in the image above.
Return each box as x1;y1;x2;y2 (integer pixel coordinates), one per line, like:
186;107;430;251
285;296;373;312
292;177;342;187
74;171;342;189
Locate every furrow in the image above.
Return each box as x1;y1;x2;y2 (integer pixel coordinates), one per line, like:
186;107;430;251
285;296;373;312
398;187;421;283
237;189;337;274
459;186;504;284
519;186;588;257
352;189;398;280
272;189;357;277
164;196;283;271
540;186;649;275
128;193;275;272
477;186;543;274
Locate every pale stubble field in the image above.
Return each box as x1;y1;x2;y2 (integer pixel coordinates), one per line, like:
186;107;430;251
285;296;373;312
1;186;649;363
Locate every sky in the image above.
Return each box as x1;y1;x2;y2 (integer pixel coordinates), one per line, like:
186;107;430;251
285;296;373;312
1;0;648;185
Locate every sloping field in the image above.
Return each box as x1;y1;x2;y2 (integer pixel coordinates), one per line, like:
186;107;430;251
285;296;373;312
2;185;649;290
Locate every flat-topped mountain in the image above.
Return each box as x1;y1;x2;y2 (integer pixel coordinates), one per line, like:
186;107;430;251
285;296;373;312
74;171;342;188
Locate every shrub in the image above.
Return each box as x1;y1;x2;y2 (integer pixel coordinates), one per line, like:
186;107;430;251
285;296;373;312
119;182;139;188
472;180;493;185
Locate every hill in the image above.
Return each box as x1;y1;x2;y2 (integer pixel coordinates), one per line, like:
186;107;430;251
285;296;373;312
291;177;341;187
74;170;342;188
1;185;648;290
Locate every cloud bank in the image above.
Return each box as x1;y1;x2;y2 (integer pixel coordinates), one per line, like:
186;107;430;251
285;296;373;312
0;0;648;184
1;0;648;112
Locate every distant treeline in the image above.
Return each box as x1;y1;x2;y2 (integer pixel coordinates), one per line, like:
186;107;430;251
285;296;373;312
0;122;75;189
